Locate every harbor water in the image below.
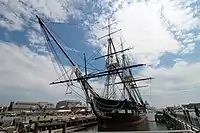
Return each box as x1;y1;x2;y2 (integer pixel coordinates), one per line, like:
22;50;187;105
80;112;168;132
1;110;199;132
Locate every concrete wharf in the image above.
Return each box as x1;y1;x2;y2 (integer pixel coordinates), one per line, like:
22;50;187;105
1;109;200;133
0;114;97;133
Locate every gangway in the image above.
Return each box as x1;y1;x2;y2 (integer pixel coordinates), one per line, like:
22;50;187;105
154;110;200;133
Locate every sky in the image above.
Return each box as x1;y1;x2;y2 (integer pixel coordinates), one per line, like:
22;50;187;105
0;0;199;108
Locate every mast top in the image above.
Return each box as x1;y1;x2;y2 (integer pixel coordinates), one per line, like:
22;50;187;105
36;15;76;67
98;19;121;40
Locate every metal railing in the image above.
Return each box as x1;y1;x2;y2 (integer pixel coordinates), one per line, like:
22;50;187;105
176;113;200;129
163;112;199;132
95;130;197;133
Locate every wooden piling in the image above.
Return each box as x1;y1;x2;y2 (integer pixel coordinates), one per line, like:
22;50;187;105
34;122;39;133
48;127;51;133
62;122;66;133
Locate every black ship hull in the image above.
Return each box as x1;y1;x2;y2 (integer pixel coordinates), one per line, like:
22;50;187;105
98;112;147;131
90;96;147;131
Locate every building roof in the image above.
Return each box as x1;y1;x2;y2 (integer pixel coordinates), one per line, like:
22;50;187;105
12;101;55;109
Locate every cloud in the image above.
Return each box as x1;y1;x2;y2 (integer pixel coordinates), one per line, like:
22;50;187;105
0;41;106;105
86;0;200;65
0;0;199;108
115;2;181;65
0;0;85;53
0;42;82;105
0;0;81;30
160;0;198;30
139;60;200;107
181;43;195;54
0;0;106;105
1;41;199;107
82;0;200;108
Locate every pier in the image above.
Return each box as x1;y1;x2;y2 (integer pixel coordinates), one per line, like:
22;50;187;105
1;107;200;133
1;110;200;132
0;114;97;133
154;109;200;133
31;115;97;133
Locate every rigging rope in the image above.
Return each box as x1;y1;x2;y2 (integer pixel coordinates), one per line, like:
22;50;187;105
46;24;102;72
43;31;74;96
107;84;124;100
40;23;89;101
124;54;143;104
41;25;73;86
63;83;86;102
149;79;152;102
46;23;106;78
107;39;137;103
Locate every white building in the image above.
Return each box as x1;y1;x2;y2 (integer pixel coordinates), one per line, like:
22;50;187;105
56;100;82;109
11;101;55;112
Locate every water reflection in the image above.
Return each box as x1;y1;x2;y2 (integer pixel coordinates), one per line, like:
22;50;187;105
98;119;150;131
81;112;168;132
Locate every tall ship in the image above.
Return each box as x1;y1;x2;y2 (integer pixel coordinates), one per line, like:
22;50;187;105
36;16;153;130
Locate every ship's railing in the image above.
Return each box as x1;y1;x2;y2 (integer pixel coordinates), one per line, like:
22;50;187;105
93;100;145;117
91;99;112;119
93;97;124;108
93;98;145;114
95;130;197;133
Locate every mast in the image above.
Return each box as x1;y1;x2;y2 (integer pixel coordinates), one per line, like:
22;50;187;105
38;15;152;108
98;19;153;104
36;15;99;105
101;19;120;100
120;38;126;99
107;19;116;100
99;19;139;102
50;64;147;84
36;16;75;67
83;53;87;77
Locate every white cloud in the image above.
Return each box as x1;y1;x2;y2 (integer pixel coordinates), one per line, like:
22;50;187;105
160;0;198;31
181;43;195;54
115;2;181;65
0;0;82;30
86;0;200;65
0;42;83;104
139;60;200;107
27;30;46;52
0;41;105;105
0;0;107;105
84;0;200;107
0;42;58;94
0;0;85;54
1;0;200;108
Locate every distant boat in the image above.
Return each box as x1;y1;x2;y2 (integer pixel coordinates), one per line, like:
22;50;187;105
36;16;153;130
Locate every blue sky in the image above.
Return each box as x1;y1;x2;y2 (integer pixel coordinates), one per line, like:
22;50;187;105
0;0;199;108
